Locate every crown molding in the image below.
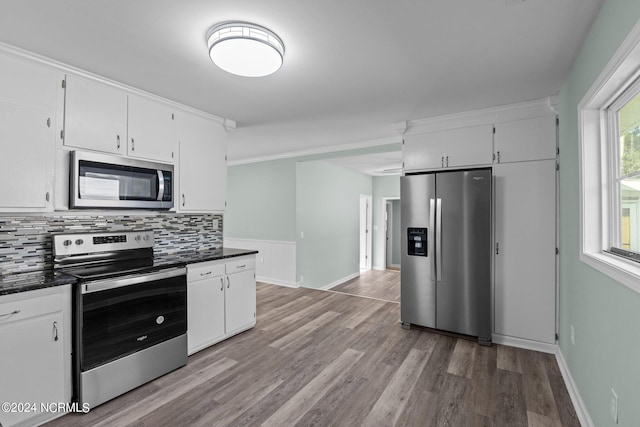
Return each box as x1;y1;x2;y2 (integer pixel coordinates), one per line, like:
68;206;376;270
406;97;558;135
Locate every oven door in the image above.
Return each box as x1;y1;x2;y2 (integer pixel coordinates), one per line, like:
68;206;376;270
79;267;186;371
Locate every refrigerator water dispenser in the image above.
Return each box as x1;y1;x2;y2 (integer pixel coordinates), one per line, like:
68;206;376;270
407;228;428;256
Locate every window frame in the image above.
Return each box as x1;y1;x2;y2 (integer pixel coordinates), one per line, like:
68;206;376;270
578;20;640;295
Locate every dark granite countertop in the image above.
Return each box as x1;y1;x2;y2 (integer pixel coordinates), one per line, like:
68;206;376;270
154;247;258;266
0;270;78;296
0;247;258;296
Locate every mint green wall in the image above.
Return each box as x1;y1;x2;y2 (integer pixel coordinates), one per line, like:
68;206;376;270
296;161;372;288
372;175;400;269
558;2;640;426
224;158;297;241
391;199;401;265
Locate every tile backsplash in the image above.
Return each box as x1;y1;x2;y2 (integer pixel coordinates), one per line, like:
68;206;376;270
0;213;223;276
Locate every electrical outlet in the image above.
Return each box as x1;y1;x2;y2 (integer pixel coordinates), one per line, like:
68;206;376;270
212;218;219;230
570;325;575;345
300;231;304;239
260;256;264;264
610;388;618;423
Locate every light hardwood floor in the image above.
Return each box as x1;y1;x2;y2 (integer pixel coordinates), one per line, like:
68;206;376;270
331;269;401;303
47;283;579;427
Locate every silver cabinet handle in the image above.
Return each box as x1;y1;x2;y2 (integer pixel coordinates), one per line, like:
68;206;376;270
220;277;224;291
45;192;50;202
46;117;51;128
0;310;20;319
182;194;186;207
117;135;121;149
226;276;230;288
53;321;59;342
445;156;449;167
131;138;135;151
237;264;246;269
441;156;444;168
496;242;500;255
497;151;501;163
200;271;212;277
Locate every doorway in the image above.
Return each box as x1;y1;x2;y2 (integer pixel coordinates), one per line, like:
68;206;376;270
359;194;372;271
383;197;401;270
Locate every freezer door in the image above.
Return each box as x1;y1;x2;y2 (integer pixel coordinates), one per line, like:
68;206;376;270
400;174;436;328
435;169;492;341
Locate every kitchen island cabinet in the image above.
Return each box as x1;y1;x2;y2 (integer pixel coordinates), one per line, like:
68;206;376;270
0;285;71;427
187;255;256;355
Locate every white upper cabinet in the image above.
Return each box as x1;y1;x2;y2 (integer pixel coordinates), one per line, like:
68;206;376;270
128;94;177;163
178;112;227;212
403;124;493;171
494;115;557;163
0;54;60;211
443;125;494;168
63;75;127;155
403;131;444;171
63;78;176;163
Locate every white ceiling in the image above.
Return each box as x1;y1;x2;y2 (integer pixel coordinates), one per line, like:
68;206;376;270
0;0;603;168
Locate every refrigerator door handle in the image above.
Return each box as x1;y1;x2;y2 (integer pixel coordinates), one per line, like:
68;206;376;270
435;198;442;281
429;198;436;281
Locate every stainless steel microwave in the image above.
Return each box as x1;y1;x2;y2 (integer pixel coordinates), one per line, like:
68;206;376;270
69;151;174;210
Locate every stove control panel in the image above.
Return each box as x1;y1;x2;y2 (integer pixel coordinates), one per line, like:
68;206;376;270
53;230;154;256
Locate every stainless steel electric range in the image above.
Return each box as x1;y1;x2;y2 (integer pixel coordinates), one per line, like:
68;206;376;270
53;230;187;409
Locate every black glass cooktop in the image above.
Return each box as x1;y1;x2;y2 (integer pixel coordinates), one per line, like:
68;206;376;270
60;258;157;280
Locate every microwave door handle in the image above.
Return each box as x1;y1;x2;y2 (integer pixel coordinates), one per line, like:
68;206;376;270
157;171;164;201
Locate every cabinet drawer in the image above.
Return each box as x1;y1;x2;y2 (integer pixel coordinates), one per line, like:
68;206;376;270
226;257;255;274
0;293;62;325
187;261;225;282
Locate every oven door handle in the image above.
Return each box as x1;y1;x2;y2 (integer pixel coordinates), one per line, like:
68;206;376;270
81;267;186;294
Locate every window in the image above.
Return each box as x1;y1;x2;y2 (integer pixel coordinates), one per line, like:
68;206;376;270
609;85;640;260
579;22;640;294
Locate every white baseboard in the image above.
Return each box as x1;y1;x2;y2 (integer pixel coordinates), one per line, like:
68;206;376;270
257;276;299;288
389;263;401;269
491;334;557;354
319;272;360;290
373;265;385;271
555;348;594;427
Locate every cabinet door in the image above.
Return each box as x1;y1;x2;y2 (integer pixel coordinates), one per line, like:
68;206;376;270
187;275;225;355
0;54;59;212
444;124;494;167
63;75;127;154
494;116;556;163
0;102;54;210
403;131;444;171
178;113;227;212
225;270;256;334
494;160;556;344
0;312;64;426
128;94;176;163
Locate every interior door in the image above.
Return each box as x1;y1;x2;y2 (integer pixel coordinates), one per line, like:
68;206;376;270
400;174;436;328
386;202;392;268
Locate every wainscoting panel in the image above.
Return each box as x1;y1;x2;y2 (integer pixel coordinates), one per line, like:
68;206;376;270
224;238;297;287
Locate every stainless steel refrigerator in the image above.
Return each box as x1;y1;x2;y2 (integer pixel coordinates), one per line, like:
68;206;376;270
400;168;492;344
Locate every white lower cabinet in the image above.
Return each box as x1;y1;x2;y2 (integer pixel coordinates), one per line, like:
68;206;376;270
0;286;71;427
494;160;557;344
187;255;256;355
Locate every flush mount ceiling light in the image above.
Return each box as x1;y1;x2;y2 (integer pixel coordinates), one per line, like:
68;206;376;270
207;21;284;77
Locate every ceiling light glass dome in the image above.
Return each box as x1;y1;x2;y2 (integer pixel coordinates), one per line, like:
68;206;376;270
207;21;285;77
